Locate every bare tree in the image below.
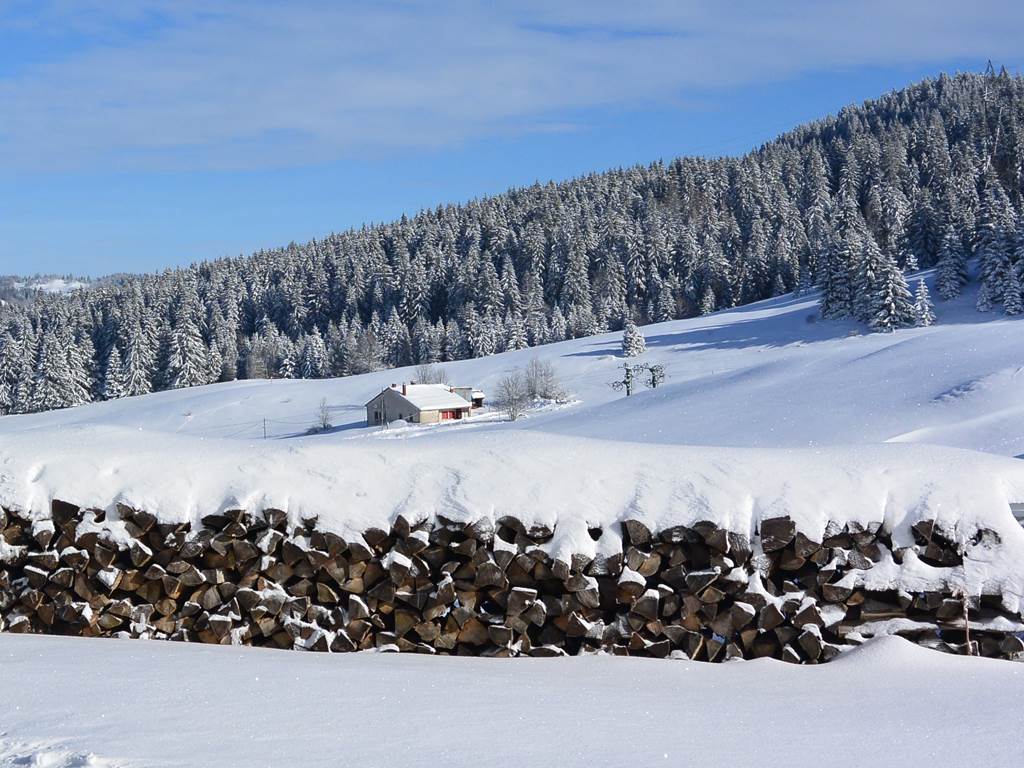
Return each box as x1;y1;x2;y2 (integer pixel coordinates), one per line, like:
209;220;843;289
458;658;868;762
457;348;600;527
524;358;566;401
312;397;332;432
415;362;449;385
496;370;528;422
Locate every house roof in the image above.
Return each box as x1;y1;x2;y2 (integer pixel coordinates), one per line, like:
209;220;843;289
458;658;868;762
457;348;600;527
367;384;471;412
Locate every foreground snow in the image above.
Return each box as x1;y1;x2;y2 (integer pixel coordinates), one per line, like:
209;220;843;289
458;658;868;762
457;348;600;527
0;634;1021;767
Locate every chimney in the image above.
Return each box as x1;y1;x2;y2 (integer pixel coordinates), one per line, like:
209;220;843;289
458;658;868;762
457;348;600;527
391;383;397;388
402;383;407;395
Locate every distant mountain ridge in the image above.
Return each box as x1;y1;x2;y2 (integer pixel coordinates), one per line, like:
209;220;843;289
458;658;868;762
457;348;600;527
0;274;93;305
1;69;1023;415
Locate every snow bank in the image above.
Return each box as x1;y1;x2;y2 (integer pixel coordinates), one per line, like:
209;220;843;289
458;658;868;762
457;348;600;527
2;428;1024;606
1;633;1023;768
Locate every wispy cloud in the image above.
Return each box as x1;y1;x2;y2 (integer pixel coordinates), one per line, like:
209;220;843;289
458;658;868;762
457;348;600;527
1;1;1021;171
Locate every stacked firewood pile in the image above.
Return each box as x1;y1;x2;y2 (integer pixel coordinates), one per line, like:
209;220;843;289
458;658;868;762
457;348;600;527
2;501;1022;662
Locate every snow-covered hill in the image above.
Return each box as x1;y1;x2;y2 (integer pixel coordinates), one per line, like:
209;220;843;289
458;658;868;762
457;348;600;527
4;271;1022;455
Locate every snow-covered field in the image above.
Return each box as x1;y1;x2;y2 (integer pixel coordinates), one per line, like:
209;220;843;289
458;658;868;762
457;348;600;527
0;633;1022;768
3;275;1024;455
2;272;1024;766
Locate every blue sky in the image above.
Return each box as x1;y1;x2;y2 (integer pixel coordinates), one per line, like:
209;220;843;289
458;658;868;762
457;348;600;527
1;2;1022;277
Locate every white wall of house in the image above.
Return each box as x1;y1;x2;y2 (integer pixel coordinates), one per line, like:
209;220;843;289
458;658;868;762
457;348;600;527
366;387;418;425
365;386;469;426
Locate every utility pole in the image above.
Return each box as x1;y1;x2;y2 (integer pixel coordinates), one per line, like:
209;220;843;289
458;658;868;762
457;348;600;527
263;419;267;440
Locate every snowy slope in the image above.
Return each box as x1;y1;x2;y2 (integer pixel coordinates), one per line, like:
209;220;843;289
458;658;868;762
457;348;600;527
3;270;1022;454
1;633;1023;768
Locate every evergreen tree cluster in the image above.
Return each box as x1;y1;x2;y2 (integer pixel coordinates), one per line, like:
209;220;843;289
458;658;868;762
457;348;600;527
3;71;1024;415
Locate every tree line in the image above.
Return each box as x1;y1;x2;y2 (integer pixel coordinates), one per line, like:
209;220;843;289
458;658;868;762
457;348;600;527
2;70;1024;415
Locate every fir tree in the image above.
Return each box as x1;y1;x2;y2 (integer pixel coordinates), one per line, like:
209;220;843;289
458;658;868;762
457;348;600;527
820;235;856;319
935;225;969;300
870;252;914;332
913;279;936;327
167;324;208;389
299;328;327;379
278;354;297;379
1003;269;1024;316
506;313;528;351
0;330;15;414
975;177;1015;305
122;329;152;397
29;331;71;412
976;281;994;312
621;317;646;357
101;346;127;400
795;261;813;297
699;286;716;316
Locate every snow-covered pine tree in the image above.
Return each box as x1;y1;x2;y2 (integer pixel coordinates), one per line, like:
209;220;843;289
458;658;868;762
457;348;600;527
122;329;152;397
975;176;1015;305
913;279;936;327
820;235;857;319
65;330;95;406
870;251;915;332
795;261;813;297
547;306;567;342
506;312;528;350
299;328;327;379
28;330;71;412
621;317;646;357
935;225;968;300
0;330;14;414
167;320;208;389
442;320;464;362
101;346;126;400
278;353;297;379
855;237;884;324
1003;269;1024;316
976;281;994;312
699;286;716;316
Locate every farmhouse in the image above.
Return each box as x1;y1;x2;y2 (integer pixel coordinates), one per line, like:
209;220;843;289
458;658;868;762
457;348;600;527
365;382;483;427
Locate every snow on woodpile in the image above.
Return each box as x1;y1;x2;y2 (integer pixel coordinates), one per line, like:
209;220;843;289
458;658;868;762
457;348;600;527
2;427;1024;608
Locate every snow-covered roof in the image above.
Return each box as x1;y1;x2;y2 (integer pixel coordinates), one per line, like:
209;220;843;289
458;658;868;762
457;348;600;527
388;384;471;412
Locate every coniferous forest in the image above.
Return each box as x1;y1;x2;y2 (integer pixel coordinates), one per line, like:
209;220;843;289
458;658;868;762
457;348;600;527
2;70;1024;415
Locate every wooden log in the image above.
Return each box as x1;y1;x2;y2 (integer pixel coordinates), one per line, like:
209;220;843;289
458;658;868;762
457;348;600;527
760;517;796;552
